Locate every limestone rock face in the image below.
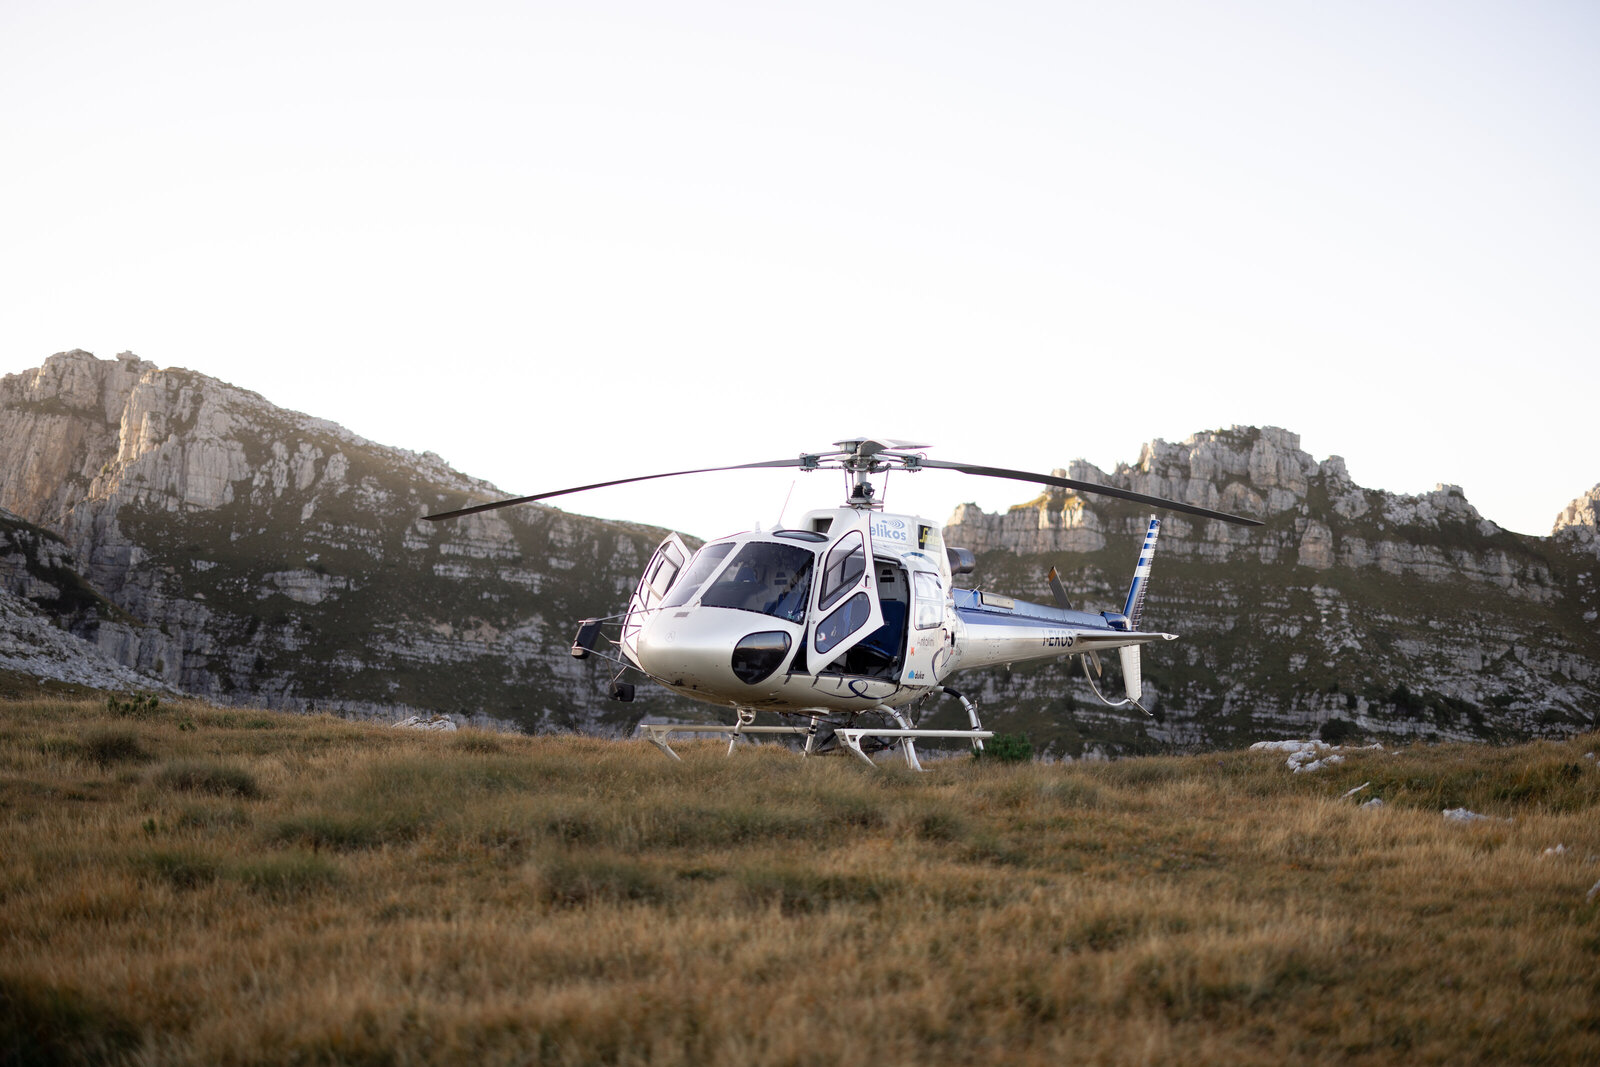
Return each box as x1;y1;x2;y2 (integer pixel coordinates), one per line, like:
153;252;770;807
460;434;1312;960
942;426;1600;755
0;351;689;732
1553;484;1600;555
0;507;177;693
948;427;1552;595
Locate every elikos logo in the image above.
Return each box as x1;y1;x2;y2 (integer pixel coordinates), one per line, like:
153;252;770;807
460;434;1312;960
871;517;909;542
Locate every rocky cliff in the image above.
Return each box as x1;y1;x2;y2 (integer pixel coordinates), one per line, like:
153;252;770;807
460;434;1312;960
0;350;695;731
0;507;174;694
1553;483;1600;555
941;427;1600;755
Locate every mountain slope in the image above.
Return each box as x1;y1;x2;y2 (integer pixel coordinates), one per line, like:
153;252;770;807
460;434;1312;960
0;350;693;731
942;427;1600;754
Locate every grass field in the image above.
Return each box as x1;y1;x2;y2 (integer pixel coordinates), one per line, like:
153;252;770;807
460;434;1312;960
3;697;1598;1065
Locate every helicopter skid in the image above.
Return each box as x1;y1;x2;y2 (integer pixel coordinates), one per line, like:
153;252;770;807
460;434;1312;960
635;721;991;770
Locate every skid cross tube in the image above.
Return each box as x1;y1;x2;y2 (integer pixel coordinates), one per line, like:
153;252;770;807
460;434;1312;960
636;721;992;768
835;728;995;770
638;723;811;761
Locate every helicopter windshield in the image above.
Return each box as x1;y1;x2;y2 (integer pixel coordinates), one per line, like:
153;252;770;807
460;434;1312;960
659;542;736;610
697;542;814;623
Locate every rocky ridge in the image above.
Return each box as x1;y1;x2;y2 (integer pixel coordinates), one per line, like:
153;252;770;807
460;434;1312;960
941;427;1600;754
0;350;692;731
1553;483;1600;554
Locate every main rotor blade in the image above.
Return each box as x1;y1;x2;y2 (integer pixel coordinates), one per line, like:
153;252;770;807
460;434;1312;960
915;458;1265;527
422;458;808;522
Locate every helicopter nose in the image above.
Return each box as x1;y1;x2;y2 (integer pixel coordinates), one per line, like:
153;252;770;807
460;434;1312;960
635;608;797;694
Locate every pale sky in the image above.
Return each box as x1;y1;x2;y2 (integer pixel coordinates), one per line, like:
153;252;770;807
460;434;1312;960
3;1;1596;540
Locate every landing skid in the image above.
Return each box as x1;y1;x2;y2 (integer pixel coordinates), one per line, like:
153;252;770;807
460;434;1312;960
637;696;992;771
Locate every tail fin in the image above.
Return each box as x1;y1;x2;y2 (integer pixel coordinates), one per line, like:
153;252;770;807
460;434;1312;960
1121;517;1161;630
1046;566;1073;609
1119;645;1143;706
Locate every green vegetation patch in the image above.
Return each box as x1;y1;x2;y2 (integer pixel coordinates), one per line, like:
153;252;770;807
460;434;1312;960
980;733;1035;763
735;864;897;914
151;760;261;799
173;804;251;831
232;850;341;898
36;728;155;770
533;852;676;908
104;693;161;720
133;848;222;891
270;811;425;852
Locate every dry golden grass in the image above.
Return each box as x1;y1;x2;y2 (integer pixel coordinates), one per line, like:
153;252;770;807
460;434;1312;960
3;697;1598;1065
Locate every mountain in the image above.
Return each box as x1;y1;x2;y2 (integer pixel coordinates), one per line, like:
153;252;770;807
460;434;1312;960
2;352;1596;753
0;350;694;731
941;426;1600;755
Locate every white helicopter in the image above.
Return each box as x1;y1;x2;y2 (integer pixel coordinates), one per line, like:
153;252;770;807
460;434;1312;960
425;439;1262;768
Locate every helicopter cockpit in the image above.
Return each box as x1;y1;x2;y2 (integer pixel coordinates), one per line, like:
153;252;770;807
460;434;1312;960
621;509;951;707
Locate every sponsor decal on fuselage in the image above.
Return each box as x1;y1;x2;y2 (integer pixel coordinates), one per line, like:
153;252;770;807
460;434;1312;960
871;516;910;544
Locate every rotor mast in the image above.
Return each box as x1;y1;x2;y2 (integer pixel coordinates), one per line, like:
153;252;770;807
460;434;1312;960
819;438;930;512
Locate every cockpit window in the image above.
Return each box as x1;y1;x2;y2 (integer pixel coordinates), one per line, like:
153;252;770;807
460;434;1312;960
659;543;736;610
698;542;815;623
913;571;943;629
818;530;866;612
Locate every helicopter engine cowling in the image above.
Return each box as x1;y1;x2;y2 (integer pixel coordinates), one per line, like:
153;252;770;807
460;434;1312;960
946;547;976;575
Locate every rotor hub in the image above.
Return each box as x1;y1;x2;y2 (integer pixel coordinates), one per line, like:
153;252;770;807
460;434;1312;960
808;438;931;510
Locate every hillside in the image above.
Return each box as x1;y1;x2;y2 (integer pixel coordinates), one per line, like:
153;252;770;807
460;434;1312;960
1;351;1596;750
944;427;1600;756
3;697;1598;1065
0;350;696;731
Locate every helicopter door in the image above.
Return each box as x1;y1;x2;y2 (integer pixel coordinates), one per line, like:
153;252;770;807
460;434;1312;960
621;533;690;667
900;569;948;688
807;514;884;671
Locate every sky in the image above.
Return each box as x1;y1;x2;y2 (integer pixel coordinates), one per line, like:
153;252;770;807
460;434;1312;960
2;0;1596;540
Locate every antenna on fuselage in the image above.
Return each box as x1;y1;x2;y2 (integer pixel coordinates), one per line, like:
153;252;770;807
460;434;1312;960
775;480;796;528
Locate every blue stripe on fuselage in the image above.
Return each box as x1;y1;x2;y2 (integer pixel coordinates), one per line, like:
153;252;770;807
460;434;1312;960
951;589;1119;632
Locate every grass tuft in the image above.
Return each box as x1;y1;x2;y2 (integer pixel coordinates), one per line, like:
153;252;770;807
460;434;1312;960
531;852;676;908
232;850;340;897
152;760;261;798
134;848;221;890
735;864;894;914
271;812;423;852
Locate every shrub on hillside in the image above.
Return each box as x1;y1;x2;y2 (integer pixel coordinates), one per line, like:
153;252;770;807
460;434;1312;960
980;733;1034;763
1319;717;1361;745
106;693;160;719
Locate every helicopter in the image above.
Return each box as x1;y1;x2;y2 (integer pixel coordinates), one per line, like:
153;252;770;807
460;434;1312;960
424;439;1262;768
